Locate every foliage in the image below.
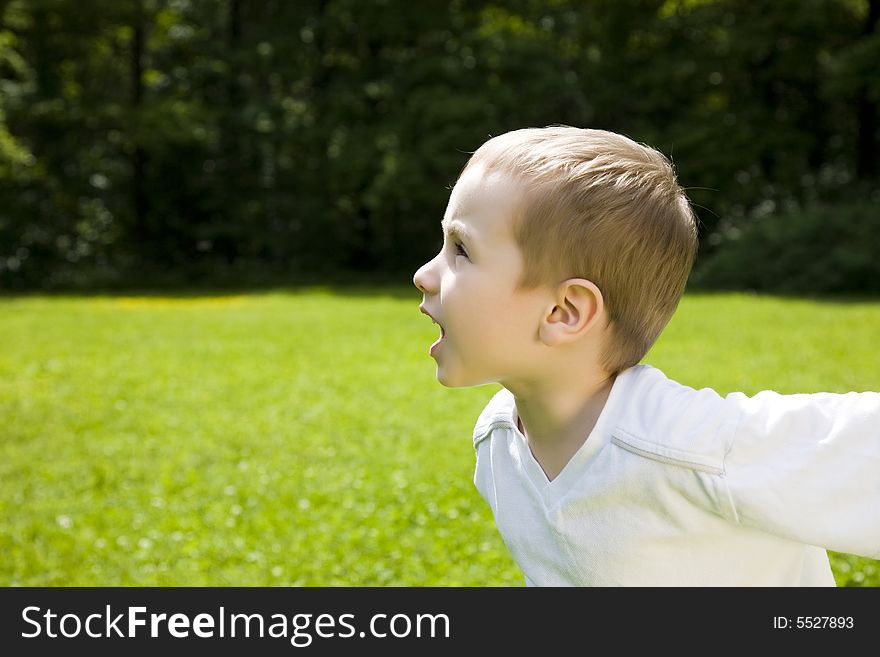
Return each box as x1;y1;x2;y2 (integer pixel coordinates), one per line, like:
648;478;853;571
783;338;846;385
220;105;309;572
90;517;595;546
0;0;878;289
1;289;879;586
691;200;880;293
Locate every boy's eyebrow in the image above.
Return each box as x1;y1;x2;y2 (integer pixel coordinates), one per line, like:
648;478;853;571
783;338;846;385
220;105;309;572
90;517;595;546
441;218;474;244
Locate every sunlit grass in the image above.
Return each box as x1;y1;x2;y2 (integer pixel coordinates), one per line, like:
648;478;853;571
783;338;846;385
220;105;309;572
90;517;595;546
1;288;877;586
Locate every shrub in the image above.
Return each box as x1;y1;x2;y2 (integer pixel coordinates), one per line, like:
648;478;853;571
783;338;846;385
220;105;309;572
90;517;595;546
690;201;880;294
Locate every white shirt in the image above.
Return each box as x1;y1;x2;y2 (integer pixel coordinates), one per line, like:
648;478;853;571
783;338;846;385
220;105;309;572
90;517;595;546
472;364;880;586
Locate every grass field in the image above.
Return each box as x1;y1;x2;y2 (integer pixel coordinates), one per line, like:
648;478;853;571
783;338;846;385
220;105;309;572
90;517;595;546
1;288;878;586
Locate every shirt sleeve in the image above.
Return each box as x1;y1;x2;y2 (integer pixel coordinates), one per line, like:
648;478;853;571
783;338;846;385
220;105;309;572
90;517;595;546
720;388;880;558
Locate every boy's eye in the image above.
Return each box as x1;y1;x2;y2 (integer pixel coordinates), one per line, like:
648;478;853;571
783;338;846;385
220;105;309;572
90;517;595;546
454;241;469;259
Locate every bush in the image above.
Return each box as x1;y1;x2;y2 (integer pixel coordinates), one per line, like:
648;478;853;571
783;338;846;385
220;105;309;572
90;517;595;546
690;201;880;294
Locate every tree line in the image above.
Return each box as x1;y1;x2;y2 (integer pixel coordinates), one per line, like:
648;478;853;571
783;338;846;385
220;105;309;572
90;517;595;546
0;0;877;291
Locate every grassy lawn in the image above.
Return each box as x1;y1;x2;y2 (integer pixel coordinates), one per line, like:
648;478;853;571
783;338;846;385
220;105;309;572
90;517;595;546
1;288;878;586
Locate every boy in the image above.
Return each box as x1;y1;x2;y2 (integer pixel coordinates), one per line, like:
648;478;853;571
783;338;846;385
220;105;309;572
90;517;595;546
412;125;880;586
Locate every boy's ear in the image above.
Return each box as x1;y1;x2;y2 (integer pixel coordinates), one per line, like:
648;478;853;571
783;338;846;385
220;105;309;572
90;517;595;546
539;278;605;346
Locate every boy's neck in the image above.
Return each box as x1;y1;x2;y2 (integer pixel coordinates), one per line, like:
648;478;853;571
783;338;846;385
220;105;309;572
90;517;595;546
509;371;616;482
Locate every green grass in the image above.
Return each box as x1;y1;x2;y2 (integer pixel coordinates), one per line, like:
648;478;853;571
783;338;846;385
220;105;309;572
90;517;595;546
1;288;878;586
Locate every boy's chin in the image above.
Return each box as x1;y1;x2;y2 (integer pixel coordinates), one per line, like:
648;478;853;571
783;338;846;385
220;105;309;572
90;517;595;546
437;377;469;389
435;365;492;389
435;366;459;388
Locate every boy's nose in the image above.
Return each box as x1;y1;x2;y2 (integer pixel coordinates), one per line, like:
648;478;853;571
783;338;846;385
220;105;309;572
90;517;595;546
413;258;436;295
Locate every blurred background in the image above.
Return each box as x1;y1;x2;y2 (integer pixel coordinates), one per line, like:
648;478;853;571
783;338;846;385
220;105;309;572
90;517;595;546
1;0;878;293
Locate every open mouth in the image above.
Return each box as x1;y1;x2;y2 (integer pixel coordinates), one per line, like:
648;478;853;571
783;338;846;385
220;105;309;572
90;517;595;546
420;306;445;355
430;325;445;355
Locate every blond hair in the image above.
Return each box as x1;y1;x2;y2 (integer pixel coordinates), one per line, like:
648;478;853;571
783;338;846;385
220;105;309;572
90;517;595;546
461;126;699;376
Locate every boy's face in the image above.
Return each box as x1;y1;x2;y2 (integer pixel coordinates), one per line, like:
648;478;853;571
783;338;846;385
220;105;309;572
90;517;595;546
413;164;550;388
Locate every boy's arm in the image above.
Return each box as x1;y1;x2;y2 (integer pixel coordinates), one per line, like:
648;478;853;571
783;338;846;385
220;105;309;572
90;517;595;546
720;388;880;559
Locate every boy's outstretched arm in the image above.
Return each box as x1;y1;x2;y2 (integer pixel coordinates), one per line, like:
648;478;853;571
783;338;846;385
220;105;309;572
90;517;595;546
718;388;880;558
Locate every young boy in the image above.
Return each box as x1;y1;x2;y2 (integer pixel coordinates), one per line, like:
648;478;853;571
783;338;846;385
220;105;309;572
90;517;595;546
412;125;880;586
